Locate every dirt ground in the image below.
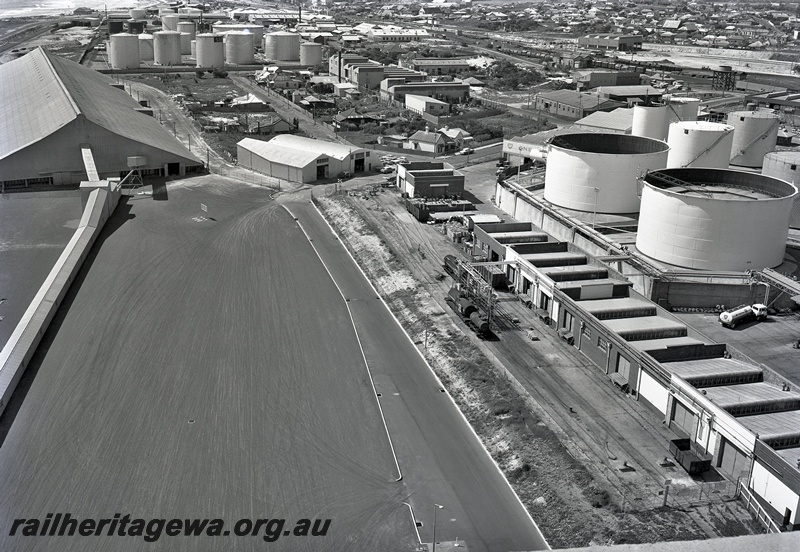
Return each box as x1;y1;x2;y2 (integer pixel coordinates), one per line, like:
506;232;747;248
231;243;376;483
314;185;763;549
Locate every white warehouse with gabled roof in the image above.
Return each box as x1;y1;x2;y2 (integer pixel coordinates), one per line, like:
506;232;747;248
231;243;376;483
0;47;202;188
236;136;371;183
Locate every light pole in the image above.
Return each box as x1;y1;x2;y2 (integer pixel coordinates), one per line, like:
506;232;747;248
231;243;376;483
592;186;599;230
432;504;443;552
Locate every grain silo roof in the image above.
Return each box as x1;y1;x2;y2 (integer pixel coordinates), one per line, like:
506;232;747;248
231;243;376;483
0;47;199;164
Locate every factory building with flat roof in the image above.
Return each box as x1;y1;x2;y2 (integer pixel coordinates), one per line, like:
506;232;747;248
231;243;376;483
473;218;800;531
0;47;202;188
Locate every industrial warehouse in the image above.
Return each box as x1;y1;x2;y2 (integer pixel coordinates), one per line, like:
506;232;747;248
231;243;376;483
237;135;370;183
0;47;201;188
2;1;800;551
490;100;800;534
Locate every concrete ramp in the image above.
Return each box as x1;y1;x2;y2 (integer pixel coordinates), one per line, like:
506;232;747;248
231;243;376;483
81;145;99;181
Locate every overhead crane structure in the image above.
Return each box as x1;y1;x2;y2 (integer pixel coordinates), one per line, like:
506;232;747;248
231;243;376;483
449;258;519;331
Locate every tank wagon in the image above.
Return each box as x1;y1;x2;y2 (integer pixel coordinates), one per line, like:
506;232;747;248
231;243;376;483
446;288;490;335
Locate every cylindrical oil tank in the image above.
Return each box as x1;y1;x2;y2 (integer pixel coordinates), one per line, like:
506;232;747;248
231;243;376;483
212;23;263;44
153;31;181;65
177;21;196;40
179;32;192;55
727;110;779;168
108;20;124;35
632;104;669;141
158;7;176;16
264;31;300;61
109;33;140;69
762;151;800;229
130;8;146;19
179;8;203;18
138;33;154;61
666;121;734;169
300;42;322;66
125;19;146;34
543;133;670;214
636;168;797;271
225;32;254;65
161;14;180;31
666;97;700;123
196;33;225;68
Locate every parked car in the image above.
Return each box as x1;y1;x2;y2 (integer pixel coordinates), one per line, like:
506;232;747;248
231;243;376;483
395;157;408;164
456;148;474;155
379;165;396;173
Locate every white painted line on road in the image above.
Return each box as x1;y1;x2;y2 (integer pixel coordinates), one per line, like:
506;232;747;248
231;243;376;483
281;205;403;484
402;501;422;544
309;198;552;550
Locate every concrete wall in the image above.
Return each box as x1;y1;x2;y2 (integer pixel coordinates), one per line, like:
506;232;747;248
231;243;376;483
751;458;800;527
0;186;120;417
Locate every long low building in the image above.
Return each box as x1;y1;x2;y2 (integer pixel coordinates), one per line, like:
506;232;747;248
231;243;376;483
236;135;371;183
482;188;800;532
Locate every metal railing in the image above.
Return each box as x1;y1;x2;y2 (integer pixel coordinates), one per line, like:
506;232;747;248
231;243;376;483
737;480;782;533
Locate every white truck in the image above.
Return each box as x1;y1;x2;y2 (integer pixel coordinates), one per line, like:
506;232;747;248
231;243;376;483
719;304;768;329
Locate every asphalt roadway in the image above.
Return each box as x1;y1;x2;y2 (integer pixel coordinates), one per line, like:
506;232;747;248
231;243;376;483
0;177;413;551
286;199;549;552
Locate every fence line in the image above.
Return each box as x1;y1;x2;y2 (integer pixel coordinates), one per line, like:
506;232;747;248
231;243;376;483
737;480;782;533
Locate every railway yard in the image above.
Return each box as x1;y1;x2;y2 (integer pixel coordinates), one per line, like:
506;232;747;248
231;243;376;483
305;176;765;547
4;1;800;550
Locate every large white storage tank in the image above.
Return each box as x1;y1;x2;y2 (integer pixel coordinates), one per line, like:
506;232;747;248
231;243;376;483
130;8;146;19
153;31;181;65
109;33;140;69
161;14;180;31
264;31;300;61
636;168;796;271
543;133;670;214
138;33;154;61
196;33;225;68
300;42;323;66
213;24;264;44
666;97;700;123
225;32;255;65
666;121;734;169
177;21;196;40
762;151;800;229
632;104;669;141
727;110;779;168
179;32;192;54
